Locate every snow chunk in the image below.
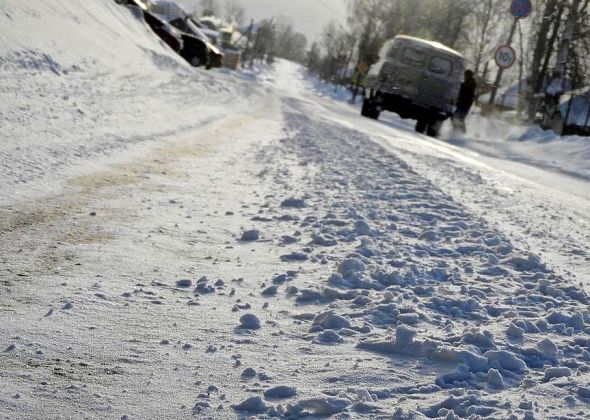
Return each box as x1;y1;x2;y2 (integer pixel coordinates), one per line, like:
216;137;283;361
338;258;366;276
354;220;373;236
419;230;439;241
506;323;525;339
313;311;352;330
261;285;278;296
432;346;489;373
546;311;585;330
484;350;527;372
241;368;257;379
537;338;558;358
358;325;421;356
286;397;350;416
487;368;504;388
280;252;308;262
543;367;571;382
296;289;322;303
240;229;260;242
281;197;307;208
231;396;268;414
504;253;545;272
322;287;358;301
264;385;297;399
192;401;210;414
315;329;344;344
239;314;261;330
436;364;473;388
176;279;192;288
460;330;497;351
194;277;215;294
312;234;337;247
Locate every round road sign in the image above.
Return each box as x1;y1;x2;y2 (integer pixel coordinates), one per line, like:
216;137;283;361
494;45;516;69
510;0;533;18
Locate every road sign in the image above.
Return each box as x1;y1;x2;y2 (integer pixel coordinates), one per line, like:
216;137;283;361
510;0;533;18
494;45;516;69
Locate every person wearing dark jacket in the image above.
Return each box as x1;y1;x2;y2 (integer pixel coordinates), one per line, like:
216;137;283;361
453;69;477;132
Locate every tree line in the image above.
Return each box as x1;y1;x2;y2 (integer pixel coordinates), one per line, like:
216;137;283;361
197;0;308;65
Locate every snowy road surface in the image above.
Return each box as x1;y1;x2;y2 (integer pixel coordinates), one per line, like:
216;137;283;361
2;3;590;419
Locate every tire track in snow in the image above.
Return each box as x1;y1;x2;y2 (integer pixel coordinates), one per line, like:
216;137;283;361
236;96;590;418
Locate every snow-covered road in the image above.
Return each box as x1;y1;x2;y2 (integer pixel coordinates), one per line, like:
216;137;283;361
2;59;590;419
2;3;590;417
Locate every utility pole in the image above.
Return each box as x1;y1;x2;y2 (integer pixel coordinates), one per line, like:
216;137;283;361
249;26;261;69
488;18;518;105
341;36;356;87
242;19;254;68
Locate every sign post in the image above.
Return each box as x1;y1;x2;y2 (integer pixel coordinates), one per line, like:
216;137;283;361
488;0;533;105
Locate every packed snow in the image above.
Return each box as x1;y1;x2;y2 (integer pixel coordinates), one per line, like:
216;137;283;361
1;1;590;419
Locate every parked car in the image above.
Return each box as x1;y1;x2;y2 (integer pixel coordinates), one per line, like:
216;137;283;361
362;35;465;137
115;0;214;68
168;16;224;68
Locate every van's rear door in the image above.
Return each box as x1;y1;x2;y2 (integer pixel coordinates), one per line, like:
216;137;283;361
389;44;425;99
419;52;457;113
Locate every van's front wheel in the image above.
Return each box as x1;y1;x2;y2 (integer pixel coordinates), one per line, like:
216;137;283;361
361;98;380;120
426;119;443;138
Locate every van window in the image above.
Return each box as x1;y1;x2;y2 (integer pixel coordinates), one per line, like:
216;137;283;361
401;47;425;66
429;56;452;75
379;42;392;60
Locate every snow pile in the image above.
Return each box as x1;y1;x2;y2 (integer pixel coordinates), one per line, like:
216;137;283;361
460;115;590;179
562;91;590;126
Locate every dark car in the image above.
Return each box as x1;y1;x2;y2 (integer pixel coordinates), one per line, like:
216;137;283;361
168;17;224;68
115;0;214;68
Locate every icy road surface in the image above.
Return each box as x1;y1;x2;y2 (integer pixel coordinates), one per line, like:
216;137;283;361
2;57;590;419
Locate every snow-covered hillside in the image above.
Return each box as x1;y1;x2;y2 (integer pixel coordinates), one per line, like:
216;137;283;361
2;2;590;419
0;0;265;205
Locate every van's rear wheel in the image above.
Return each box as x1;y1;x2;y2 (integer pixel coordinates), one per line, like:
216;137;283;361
426;120;442;138
361;98;380;120
415;119;427;134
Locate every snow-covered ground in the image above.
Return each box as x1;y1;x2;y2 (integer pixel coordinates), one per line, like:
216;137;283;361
2;1;590;419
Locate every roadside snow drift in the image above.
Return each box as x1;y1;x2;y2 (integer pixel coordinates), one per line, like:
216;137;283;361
2;1;590;420
0;0;256;205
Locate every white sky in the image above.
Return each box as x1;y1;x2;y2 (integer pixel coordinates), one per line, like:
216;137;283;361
177;0;348;42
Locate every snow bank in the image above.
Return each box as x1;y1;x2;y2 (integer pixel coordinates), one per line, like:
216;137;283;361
0;0;257;204
302;67;590;181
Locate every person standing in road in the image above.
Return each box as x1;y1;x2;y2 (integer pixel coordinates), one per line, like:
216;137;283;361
453;69;477;133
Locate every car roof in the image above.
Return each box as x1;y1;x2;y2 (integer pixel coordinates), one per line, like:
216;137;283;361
394;35;463;59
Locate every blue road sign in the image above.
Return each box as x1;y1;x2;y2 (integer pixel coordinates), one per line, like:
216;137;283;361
510;0;533;18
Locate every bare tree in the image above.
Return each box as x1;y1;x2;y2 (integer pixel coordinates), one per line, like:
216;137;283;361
318;21;355;83
225;0;245;25
347;0;390;66
199;0;218;17
468;0;506;76
274;21;308;63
